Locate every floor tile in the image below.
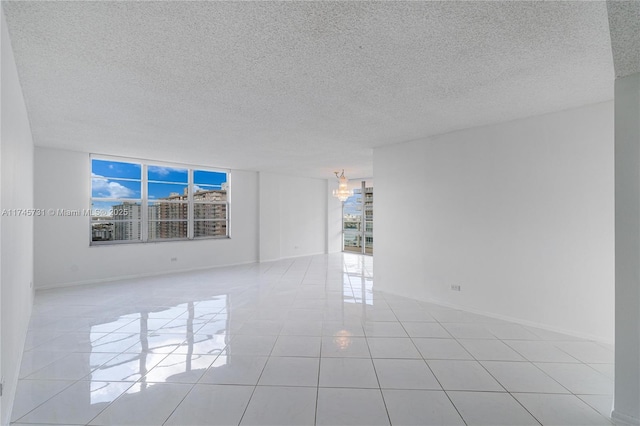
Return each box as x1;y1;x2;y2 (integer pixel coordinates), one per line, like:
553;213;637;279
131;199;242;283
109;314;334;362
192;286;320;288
319;357;379;388
172;333;228;355
588;363;614;380
124;333;187;354
322;321;365;337
481;361;569;393
316;388;390;426
391;309;435;322
11;380;74;422
240;386;317;425
236;319;283;336
374;358;441;390
577;394;614;419
258;356;320;387
459;339;525;361
88;382;192;425
553;341;615;364
513;393;613;425
383;389;464;425
321;336;371;358
91;334;140;353
12;254;618;426
279;320;323;336
504;340;580;363
164;384;253;425
25;353;98;381
413;338;473;360
198;355;267;385
442;323;497;339
226;335;277;356
402;322;451;338
362;308;398;322
534;362;613;395
486;324;541;340
90;352;167;382
367;337;422;359
447;391;540;425
363;321;408;337
18;351;71;379
20;381;133;425
143;353;216;384
271;335;322;357
427;360;503;391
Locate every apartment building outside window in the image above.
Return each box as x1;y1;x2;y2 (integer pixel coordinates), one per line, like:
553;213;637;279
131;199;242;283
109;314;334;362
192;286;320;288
91;156;229;245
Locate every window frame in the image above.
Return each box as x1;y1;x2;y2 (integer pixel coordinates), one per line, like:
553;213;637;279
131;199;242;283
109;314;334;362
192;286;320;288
90;155;230;246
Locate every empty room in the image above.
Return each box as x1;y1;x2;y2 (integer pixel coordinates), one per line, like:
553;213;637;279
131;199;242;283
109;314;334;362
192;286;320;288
1;1;639;425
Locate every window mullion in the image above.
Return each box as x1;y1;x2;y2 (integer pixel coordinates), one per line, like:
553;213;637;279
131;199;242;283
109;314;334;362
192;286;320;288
141;164;148;242
188;169;194;239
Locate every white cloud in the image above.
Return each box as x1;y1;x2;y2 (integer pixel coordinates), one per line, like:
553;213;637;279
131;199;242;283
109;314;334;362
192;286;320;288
148;166;187;177
92;173;136;198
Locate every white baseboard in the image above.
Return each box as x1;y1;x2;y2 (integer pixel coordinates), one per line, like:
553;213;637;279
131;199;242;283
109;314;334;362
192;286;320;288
35;260;258;291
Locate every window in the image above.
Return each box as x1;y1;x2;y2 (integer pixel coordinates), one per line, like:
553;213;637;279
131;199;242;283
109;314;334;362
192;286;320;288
91;157;229;244
342;182;373;255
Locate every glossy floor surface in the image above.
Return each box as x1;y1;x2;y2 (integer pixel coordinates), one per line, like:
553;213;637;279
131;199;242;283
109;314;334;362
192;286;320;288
12;254;613;425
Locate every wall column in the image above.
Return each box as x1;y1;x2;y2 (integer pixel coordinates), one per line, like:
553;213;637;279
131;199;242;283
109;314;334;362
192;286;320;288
608;1;640;424
613;71;640;426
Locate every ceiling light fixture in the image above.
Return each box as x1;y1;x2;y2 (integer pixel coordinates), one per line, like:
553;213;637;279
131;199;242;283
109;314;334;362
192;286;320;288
332;169;353;202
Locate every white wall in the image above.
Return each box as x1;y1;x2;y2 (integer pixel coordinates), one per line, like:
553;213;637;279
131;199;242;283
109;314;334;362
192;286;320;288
259;172;332;261
1;9;35;424
34;147;259;288
327;178;342;254
374;101;615;342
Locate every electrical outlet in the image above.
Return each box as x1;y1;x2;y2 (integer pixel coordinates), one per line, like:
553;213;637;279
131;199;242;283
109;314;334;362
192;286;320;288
451;285;461;292
171;257;178;262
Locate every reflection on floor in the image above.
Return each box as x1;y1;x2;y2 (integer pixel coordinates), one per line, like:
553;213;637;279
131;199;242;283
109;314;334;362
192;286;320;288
12;253;613;425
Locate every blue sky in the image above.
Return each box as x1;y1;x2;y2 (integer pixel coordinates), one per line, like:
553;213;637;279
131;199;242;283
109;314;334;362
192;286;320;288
92;159;227;200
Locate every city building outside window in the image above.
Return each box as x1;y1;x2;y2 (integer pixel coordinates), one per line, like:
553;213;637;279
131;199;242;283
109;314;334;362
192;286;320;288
90;156;229;244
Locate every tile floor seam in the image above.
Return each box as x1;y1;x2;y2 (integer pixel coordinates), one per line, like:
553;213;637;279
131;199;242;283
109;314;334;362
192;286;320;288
160;382;199;426
365;328;394;426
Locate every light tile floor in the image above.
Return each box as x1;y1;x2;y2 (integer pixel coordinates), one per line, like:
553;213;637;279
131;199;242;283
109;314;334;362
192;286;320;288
12;253;614;425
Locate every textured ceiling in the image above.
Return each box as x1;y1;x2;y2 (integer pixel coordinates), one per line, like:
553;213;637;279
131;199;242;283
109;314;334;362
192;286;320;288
3;1;614;179
607;0;640;78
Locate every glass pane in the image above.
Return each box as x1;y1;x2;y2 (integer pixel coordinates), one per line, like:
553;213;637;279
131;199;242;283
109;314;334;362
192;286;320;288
92;177;141;199
91;221;141;242
91;201;141;220
92;159;141;180
194;170;227;187
194;203;227;220
148;182;188;200
148;166;188;183
194;220;227;238
148;202;188;221
149;221;188;240
343;190;362;253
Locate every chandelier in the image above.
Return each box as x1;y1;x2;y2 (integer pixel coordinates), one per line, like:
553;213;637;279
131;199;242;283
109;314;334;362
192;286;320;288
332;170;353;202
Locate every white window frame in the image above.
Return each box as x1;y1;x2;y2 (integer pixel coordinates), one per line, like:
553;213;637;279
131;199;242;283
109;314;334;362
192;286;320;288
90;154;230;246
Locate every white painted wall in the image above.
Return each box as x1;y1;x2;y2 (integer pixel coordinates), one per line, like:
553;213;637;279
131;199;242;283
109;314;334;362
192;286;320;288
1;8;35;424
34;147;259;289
259;172;330;261
374;101;615;342
327;178;342;254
